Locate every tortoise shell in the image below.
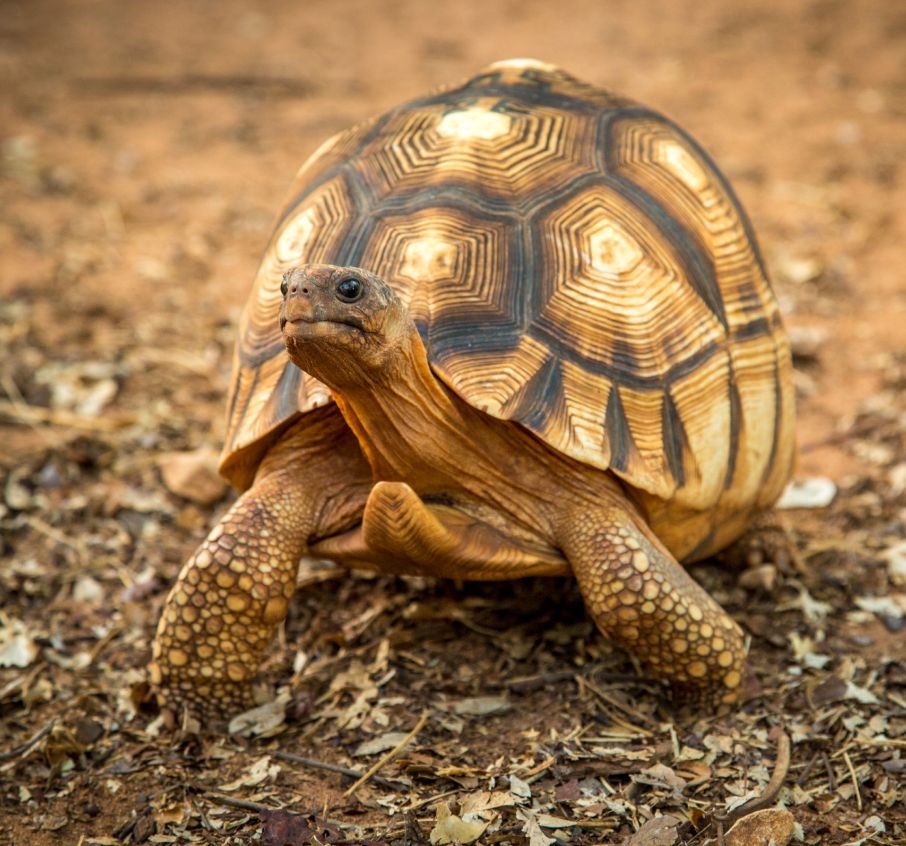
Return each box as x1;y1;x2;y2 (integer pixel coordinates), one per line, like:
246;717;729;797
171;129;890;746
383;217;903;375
222;59;795;549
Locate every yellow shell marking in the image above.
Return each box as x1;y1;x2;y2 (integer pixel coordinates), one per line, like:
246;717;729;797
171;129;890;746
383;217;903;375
436;107;512;142
586;221;645;278
276;208;317;263
657;140;708;192
400;235;457;282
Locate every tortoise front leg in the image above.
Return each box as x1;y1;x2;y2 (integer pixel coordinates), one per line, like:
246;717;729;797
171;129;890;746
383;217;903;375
150;412;370;722
557;503;748;709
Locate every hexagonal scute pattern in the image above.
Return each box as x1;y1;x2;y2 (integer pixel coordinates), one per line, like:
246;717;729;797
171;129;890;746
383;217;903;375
224;60;793;525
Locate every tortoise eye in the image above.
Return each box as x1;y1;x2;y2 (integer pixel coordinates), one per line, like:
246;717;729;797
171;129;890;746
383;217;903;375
280;274;289;297
336;277;364;303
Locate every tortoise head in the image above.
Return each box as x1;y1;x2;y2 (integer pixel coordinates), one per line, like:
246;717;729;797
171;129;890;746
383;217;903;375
280;264;412;385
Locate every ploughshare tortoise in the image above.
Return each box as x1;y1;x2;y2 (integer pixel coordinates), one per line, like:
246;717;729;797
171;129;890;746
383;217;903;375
151;59;795;720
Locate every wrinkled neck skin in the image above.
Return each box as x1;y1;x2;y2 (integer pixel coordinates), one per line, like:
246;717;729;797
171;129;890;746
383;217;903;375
297;320;627;542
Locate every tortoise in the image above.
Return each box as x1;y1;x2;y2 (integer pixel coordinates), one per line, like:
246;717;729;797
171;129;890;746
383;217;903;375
150;59;795;720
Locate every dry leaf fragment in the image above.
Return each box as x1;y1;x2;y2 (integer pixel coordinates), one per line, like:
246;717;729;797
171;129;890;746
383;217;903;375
228;695;287;737
259;809;355;846
428;801;488;845
554;779;581;802
73;574;105;604
354;730;411;756
725;808;794;846
855;595;904;619
452;695;511;716
0;617;39;668
535;814;578;829
219;755;281;791
519;810;556;846
624;815;680;846
459;791;515;815
843;681;880;705
784;585;832;623
509;773;532;800
637;762;686;790
675;759;712;786
884;541;906;586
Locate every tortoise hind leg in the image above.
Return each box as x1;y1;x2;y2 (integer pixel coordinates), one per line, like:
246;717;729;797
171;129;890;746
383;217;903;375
556;502;748;709
150;413;370;723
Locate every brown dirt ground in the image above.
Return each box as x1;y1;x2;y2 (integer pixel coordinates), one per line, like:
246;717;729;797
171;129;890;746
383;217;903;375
1;1;904;844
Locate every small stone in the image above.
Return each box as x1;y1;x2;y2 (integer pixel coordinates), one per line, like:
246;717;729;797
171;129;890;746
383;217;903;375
739;564;778;592
787;325;827;361
159;448;227;505
776;477;836;509
725;808;794;846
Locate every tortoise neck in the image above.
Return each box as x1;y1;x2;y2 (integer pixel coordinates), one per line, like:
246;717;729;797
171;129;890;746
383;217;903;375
329;326;470;483
327;324;628;538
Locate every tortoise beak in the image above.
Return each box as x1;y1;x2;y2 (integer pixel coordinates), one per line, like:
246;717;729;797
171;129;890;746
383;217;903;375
281;294;317;326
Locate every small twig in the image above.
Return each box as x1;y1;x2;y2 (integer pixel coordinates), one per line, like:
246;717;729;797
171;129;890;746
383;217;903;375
519;753;558;783
797;750;820;786
502;670;577;692
0;398;134;431
344;711;428;797
716;729;791;827
0;719;56;762
822;751;837;791
404;788;460;812
88;626;123;667
22;514;88;566
579;675;657;733
203;792;274;813
271;750;405;791
842;751;862;811
0;373;59;447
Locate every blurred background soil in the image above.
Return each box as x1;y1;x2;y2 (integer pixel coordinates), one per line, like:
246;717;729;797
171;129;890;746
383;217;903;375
0;1;904;844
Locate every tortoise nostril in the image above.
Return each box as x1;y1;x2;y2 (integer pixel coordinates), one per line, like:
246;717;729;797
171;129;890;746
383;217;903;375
302;287;309;294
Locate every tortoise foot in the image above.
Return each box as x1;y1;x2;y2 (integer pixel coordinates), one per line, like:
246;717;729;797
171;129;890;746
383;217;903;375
150;669;262;727
670;661;758;714
719;512;799;574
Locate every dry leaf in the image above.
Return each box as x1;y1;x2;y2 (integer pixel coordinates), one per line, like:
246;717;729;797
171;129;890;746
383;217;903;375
428;802;488;845
219;755;281;791
452;695;511;716
624;815;680;846
855;595;904;619
459;791;515;815
354;730;410;756
509;773;532;800
0;617;39;668
535;814;577;829
228;696;287;737
725;808;794;846
884;541;906;586
519;810;556;846
637;763;685;790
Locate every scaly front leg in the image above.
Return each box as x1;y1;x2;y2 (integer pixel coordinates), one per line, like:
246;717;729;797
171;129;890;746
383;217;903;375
150;411;371;723
557;503;748;709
